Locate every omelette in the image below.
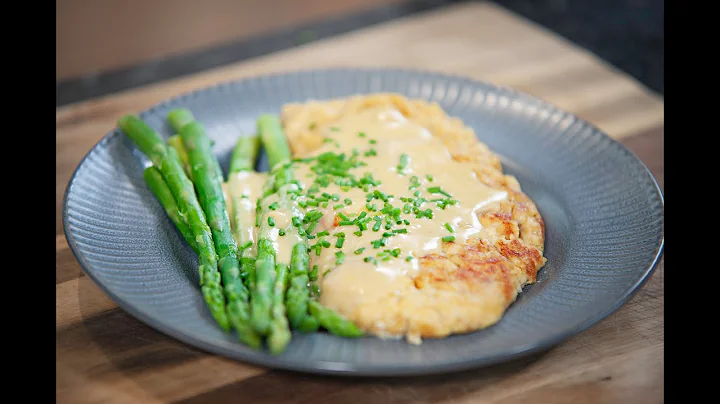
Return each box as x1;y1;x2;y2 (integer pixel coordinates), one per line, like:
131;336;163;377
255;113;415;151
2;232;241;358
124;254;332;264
229;93;546;344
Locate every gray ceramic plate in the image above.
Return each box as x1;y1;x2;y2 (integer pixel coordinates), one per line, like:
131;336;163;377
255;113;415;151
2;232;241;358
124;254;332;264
63;68;664;376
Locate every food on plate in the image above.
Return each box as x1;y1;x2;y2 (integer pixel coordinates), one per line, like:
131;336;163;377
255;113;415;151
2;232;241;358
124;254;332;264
117;93;546;353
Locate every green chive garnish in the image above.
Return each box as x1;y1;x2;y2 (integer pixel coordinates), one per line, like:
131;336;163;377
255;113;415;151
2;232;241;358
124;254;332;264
335;251;345;265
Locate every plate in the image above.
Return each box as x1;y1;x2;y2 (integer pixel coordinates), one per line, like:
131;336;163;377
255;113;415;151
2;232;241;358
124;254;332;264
62;68;664;376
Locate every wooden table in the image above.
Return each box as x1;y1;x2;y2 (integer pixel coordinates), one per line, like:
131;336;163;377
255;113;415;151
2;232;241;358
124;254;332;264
56;3;664;403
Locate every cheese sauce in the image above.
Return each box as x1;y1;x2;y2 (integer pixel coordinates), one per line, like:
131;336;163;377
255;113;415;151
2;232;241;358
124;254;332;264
228;106;509;327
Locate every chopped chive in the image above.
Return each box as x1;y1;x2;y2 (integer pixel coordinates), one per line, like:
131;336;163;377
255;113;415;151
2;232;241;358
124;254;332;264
331;193;340;201
309;265;318;280
333;203;345;210
428;186;453;198
354;247;365;255
292;217;302;227
425;174;434;182
278;229;286;236
369;139;377;145
353;230;363;236
363;256;373;262
372;221;382;232
442;235;456;242
321;240;331;248
358;132;366;138
335;251;345;265
338;212;350;221
317;230;330;237
444;222;455;233
344;198;353;205
397;153;410;173
240;241;253;250
392;228;408;234
268;201;279;210
268;217;276;227
406;255;413;262
335;237;345;248
306;199;319;207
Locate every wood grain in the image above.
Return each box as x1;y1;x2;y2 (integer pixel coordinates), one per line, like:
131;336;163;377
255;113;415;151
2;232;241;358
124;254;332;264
56;2;664;402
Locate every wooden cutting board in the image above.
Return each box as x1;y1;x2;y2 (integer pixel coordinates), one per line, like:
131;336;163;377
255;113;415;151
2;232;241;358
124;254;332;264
56;2;664;403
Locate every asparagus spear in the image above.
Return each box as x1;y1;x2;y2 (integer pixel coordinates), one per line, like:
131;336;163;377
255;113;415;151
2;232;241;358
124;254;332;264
258;114;292;170
287;243;319;332
168;108;224;182
228;134;262;252
229;134;261;174
267;264;291;354
309;301;364;337
167;135;193;179
176;116;260;347
117;115;229;331
241;256;256;290
143;166;197;252
251;237;276;335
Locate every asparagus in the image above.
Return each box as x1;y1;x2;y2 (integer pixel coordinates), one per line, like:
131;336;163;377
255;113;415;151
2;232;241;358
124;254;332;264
267;264;291;354
143;166;197;252
250;237;276;335
228;134;261;252
117;115;229;331
167;135;193;179
168;108;224;182
257;114;292;170
309;301;364;338
287;243;319;332
240;256;256;290
229;134;261;174
176;115;259;347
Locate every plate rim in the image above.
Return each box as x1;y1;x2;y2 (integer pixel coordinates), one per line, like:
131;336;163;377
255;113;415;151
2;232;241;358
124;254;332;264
61;67;665;376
